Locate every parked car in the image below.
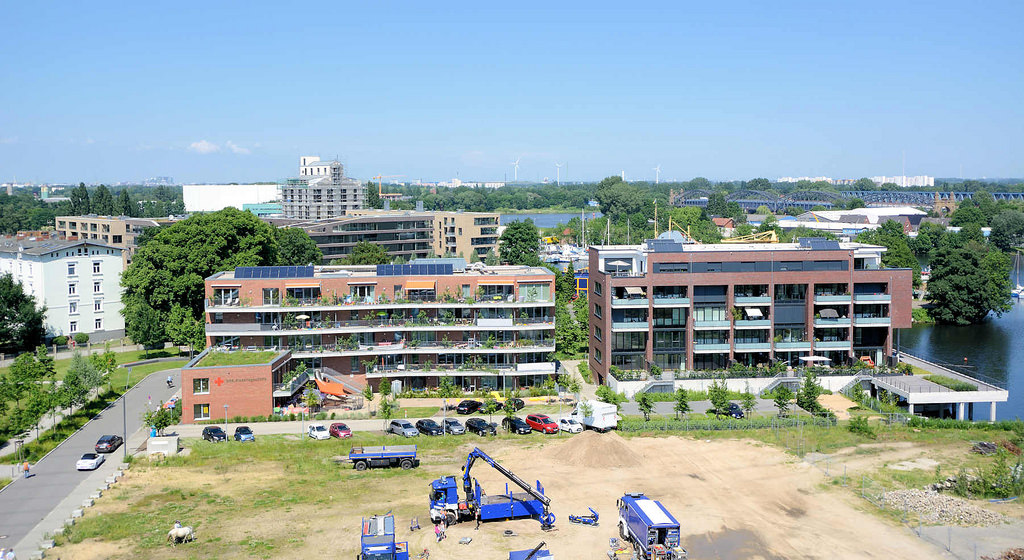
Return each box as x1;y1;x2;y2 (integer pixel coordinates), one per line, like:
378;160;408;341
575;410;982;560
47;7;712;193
202;426;227;442
388;419;420;438
94;434;123;453
76;452;105;471
502;416;532;435
307;424;330;440
329;423;353;438
233;426;255;442
484;399;503;412
504;398;525;411
559;417;583;434
456;400;482;414
466;417;497;436
416;419;443;436
726;402;744;419
525;414;559;434
442;417;465;435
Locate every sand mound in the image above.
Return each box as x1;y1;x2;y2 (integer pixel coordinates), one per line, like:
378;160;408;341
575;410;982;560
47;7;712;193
548;430;644;469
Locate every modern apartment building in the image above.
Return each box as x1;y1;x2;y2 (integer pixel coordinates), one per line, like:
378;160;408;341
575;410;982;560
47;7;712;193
279;156;365;219
350;209;500;259
587;234;912;383
54;214;180;268
0;238;125;341
198;260;556;418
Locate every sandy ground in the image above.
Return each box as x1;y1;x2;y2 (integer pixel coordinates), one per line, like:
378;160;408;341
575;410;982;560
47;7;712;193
817;393;859;420
54;430;971;560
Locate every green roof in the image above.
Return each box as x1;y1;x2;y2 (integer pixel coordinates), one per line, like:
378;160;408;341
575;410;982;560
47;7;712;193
195;351;279;367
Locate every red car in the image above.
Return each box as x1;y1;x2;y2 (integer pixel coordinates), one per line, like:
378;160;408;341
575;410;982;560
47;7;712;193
524;414;558;434
329;423;352;438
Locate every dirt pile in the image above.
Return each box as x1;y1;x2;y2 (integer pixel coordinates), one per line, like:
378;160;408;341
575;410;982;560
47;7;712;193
547;430;643;469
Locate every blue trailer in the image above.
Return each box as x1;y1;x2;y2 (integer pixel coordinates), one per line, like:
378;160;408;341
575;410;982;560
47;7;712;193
348;445;419;471
509;541;553;560
358;514;409;560
429;447;555;529
617;493;686;559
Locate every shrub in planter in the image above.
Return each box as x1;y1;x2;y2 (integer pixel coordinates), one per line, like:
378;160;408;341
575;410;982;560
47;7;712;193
73;333;90;345
330;412;336;419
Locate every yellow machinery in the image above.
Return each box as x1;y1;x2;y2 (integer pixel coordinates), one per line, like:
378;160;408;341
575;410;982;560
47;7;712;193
721;230;779;244
666;217;701;244
372;175;405;200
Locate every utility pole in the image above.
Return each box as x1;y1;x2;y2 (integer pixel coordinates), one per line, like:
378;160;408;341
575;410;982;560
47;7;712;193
122;367;131;459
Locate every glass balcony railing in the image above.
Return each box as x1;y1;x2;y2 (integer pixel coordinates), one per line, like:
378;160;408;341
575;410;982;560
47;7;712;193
814;294;851;303
814;340;852;349
853;316;891;326
611;298;649;307
611;321;649;330
734;296;771;305
775;341;812;350
853;294;891;303
734;342;771;351
733;319;771;328
813;317;851;327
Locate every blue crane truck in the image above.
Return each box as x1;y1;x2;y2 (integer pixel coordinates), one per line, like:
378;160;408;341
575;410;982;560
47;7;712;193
617;493;686;559
348;445;419;471
509;541;553;560
358;514;409;560
429;447;555;529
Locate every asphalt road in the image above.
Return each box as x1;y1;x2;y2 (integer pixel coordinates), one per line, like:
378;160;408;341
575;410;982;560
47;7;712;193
0;368;180;545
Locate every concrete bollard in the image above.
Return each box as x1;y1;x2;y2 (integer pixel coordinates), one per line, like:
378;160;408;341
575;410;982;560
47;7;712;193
118;462;130;470
71;509;83;518
89;492;102;499
82;499;94;507
115;470;123;478
105;476;116;484
51;527;64;537
29;551;45;560
40;539;55;549
98;483;109;490
64;518;75;526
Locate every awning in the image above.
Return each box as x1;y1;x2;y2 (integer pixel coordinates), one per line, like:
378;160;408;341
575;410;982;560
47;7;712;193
405;280;436;290
478;279;514;285
285;282;321;289
606;259;631;267
744;308;763;318
315;379;352;397
800;356;832;363
819;309;840;319
347;280;377;285
211;283;241;287
624;286;645;296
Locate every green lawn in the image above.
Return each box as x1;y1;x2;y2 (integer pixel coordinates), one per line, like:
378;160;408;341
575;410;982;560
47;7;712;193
0;348;183;383
109;360;189;388
394;406;440;418
195;351;279;367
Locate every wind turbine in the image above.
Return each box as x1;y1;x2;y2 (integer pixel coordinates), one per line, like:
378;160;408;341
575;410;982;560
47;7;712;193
512;157;521;182
555;163;562;186
653;165;661;184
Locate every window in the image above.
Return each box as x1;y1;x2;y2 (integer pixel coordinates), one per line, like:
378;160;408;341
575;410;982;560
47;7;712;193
593;325;602;341
94;318;103;330
262;288;280;305
593;303;602;318
349;285;374;300
594;348;602;364
653;330;686;349
693;305;727;322
93;281;102;293
67;262;76;275
69;321;78;333
69;301;78;314
593;281;602;296
612;332;647;351
93;261;101;274
94;300;102;312
350;357;359;372
193;403;210;420
68;283;77;295
653;307;687;327
193;378;210;394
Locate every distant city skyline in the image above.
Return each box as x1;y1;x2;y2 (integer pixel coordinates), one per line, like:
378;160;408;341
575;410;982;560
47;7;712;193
2;2;1022;184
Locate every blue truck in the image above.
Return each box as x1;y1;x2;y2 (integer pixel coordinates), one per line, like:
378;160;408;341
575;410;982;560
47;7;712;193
617;493;686;559
429;447;555;529
358;514;409;560
348;445;419;471
509;541;553;560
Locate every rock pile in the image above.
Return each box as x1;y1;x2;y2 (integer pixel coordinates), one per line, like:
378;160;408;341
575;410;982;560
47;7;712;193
881;489;1007;526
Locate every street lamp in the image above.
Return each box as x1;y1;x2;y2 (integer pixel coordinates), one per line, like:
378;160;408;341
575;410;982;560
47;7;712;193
224;404;229;426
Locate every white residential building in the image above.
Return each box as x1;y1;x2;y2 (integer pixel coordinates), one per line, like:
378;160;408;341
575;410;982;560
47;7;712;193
182;183;281;212
280;156;365;219
0;238;125;341
870;175;935;188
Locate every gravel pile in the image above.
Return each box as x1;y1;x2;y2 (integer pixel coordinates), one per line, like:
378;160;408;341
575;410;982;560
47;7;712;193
881;489;1007;526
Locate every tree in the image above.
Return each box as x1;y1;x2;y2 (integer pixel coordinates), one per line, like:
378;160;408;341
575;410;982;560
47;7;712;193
276;227;323;266
672;388;690;419
498;219;542;266
0;273;46;353
378;397;396;431
755;205;773;215
166;304;205;356
143;407;175;436
846;198;866;210
740;385;757;419
92;185;115;215
303;386;322;412
853;178;876;191
596;180;649;218
484;249;499;266
117;190;135;216
68;352;104;394
6;351;46;407
950;205;987;228
796;371;823;413
121;208;280;325
125;302;166;357
635;391;654;421
990;211;1024;252
707;377;730;418
69;183;91;215
338;242;389;265
437;375;461;423
928;245;1012;324
856;221;921;287
595;384;627;409
482;399;500;425
557;373;581;396
378;376;392;400
90;343;118;390
773;385;793;417
706;192;728;216
58;364;88;413
747;178;771;191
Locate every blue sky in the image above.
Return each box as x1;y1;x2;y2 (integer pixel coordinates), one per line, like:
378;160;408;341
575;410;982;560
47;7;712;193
2;1;1022;184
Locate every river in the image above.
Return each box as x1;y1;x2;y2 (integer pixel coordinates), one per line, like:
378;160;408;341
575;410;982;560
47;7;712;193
899;299;1024;421
500;211;603;228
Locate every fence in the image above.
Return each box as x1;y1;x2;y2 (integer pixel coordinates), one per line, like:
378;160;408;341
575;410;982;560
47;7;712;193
617;414;836;433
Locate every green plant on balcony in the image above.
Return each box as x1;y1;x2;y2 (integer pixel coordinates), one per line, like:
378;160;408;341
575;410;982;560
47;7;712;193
773;334;782;343
284;295;299;307
361;358;377;373
465;297;476;305
483;335;497;349
442;335;452;348
283;315;298;329
423;360;433;371
730;307;743;321
407;338;419;349
417;310;428;325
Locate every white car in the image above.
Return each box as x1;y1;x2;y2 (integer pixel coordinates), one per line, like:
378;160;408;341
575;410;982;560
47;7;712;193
559;418;583;434
307;424;330;440
76;452;105;471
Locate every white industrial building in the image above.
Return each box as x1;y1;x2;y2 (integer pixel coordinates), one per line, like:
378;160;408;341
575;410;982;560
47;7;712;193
0;238;125;341
182;183;281;212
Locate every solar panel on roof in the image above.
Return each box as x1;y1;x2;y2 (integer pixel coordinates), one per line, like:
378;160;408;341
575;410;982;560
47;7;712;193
235;265;314;278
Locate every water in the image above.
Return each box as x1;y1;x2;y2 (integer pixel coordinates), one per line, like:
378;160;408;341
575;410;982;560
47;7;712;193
898;300;1024;421
500;212;602;228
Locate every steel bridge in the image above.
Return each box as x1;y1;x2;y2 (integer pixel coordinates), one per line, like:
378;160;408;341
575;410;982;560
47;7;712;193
671;189;1024;211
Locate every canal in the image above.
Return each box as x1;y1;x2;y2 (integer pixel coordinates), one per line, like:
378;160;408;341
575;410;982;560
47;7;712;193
899;300;1024;421
500;211;602;228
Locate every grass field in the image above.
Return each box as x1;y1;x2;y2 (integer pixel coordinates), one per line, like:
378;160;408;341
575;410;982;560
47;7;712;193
196;351;278;367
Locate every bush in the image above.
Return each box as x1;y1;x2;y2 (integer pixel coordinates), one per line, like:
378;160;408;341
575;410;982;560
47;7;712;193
52;336;68;346
288;413;296;421
330;412;336;420
314;412;327;420
847;416;876;439
73;333;90;345
924;375;978;392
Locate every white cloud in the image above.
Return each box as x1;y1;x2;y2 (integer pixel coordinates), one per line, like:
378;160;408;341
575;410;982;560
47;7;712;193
0;136;18;145
188;140;220;154
225;141;250;155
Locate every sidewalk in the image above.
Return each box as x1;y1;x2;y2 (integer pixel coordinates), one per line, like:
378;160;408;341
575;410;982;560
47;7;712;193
0;342;177;368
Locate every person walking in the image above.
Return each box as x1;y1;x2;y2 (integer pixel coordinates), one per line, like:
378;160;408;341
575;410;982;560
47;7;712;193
22;461;30;478
434;523;441;543
4;547;15;560
439;519;447;540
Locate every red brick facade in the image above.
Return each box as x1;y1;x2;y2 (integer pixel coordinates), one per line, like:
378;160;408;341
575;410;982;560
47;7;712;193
180;351;291;423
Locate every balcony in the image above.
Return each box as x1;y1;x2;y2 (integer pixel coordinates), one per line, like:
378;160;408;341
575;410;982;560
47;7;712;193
476;318;513;327
652;297;690;307
273;370;308;397
693;343;730;353
366;361;556;378
611;321;649;331
814;294;851;304
733;319;771;329
205;296;555;310
853;316;891;326
734;296;770;305
854;294;891;303
813;317;851;327
734;342;771;352
693;320;730;329
611;298;649;307
775;341;812;350
814;340;852;350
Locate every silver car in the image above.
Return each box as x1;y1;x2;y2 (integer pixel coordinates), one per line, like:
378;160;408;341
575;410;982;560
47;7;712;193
388;419;419;437
442;417;465;435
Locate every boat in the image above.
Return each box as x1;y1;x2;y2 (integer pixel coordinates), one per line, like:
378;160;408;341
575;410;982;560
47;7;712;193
1014;251;1023;299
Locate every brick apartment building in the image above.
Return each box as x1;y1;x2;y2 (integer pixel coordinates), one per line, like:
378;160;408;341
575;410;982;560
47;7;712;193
588;234;912;383
180;349;291;423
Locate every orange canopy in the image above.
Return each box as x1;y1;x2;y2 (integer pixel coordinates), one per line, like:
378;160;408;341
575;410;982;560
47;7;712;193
315;379;351;397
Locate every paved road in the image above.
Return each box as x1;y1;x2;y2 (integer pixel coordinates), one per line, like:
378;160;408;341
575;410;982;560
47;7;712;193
0;368;180;548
